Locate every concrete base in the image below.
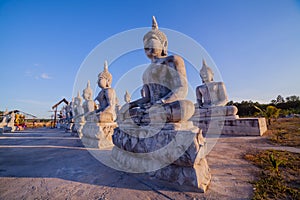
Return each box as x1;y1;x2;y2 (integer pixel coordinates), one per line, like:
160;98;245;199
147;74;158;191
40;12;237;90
0;126;16;133
71;122;85;137
193;117;267;136
112;121;211;192
81;122;117;148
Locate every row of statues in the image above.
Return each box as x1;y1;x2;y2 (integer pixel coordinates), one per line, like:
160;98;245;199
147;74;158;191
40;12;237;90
0;110;16;133
71;56;235;128
69;17;242;192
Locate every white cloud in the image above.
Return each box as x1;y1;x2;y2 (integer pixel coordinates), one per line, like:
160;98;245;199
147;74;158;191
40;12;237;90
40;73;52;79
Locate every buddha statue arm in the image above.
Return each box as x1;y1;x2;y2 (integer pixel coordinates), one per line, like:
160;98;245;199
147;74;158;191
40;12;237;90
129;84;150;108
102;88;116;113
215;82;228;106
196;86;203;107
161;55;188;104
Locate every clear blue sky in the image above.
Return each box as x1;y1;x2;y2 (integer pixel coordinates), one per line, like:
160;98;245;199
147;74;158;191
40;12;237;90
0;0;299;118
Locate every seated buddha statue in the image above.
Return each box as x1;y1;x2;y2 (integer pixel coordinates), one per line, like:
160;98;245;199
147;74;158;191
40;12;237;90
195;59;238;118
82;80;96;122
121;16;194;124
94;61;117;123
73;92;84;116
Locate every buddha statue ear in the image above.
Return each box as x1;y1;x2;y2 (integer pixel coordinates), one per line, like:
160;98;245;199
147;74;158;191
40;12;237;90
161;40;168;56
106;79;111;87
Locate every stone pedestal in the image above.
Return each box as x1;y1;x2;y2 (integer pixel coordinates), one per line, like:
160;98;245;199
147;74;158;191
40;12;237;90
0;126;16;133
111;121;211;192
81;121;117;149
192;107;267;136
72;116;85;138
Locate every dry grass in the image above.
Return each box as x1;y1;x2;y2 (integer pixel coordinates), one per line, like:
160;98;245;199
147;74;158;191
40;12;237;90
245;150;300;200
244;118;300;199
266;118;300;147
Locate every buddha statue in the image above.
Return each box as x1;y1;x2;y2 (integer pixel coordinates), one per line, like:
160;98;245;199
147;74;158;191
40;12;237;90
122;16;194;123
73;92;84;117
82;80;95;114
81;62;118;148
124;91;131;103
94;61;117;123
195;59;238;118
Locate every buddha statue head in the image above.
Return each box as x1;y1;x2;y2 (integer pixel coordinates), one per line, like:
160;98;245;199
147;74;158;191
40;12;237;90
98;61;112;89
74;91;82;106
200;59;214;83
124;90;131;103
83;80;93;100
143;16;168;60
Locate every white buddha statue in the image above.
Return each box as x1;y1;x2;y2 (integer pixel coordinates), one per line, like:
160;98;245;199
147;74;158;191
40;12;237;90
195;59;238;118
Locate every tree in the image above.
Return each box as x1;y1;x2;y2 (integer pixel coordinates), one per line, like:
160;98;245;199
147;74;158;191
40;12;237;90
254;105;280;125
271;99;276;104
286;95;299;102
276;95;285;104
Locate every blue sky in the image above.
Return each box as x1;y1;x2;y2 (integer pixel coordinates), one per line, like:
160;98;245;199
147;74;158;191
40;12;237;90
0;0;299;118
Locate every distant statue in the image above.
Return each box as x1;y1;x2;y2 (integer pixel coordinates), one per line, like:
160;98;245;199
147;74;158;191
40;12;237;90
82;80;95;113
195;59;237;117
0;109;9;127
73;91;84;117
123;16;194;123
124;91;131;103
94;61;117;122
6;111;15;130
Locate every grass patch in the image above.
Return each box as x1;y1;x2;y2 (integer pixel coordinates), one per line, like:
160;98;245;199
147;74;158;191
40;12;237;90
245;150;300;200
266;118;300;147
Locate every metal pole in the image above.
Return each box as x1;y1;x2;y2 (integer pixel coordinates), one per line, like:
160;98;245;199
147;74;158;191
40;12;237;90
53;107;57;128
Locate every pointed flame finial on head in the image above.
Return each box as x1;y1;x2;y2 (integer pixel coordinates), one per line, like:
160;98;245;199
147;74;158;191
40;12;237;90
104;60;108;72
152;16;158;30
202;59;207;67
124;90;131;103
77;91;81;98
200;59;214;83
87;80;91;88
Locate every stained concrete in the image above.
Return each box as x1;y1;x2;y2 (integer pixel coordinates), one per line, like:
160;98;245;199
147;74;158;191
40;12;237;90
0;127;272;200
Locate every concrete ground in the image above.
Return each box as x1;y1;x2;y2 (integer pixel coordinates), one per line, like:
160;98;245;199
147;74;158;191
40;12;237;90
0;127;291;200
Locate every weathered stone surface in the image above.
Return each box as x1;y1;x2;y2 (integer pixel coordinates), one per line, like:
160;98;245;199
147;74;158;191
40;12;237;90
193;117;267;136
112;125;205;166
81;121;117;148
151;158;211;192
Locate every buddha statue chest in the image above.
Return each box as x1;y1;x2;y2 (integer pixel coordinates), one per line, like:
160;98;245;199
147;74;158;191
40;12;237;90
97;90;109;110
142;62;180;103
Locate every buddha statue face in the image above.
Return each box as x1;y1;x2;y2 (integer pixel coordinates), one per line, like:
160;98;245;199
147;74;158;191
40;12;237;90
74;97;81;106
200;60;214;83
83;88;92;100
98;61;112;89
144;35;165;60
200;70;213;83
143;16;168;60
98;77;108;89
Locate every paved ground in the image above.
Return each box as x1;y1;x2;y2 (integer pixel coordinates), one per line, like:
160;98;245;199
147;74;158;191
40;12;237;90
0;128;293;200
